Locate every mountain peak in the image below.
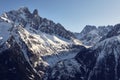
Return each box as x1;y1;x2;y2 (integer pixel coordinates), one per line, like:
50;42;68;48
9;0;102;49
82;25;97;33
33;9;39;17
75;25;113;46
0;7;78;40
18;7;30;13
100;24;120;41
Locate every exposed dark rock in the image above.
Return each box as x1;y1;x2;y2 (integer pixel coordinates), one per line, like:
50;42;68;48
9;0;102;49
0;38;41;80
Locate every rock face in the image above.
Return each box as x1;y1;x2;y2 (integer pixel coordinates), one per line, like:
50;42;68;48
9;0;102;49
75;25;113;46
0;37;41;80
101;24;120;41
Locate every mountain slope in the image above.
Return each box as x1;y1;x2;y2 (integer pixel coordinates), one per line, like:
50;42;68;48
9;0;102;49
0;7;83;80
75;25;120;80
49;24;120;80
0;37;41;80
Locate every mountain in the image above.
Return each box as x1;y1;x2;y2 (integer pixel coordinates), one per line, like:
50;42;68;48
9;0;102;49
0;7;120;80
76;25;120;80
1;7;76;40
75;25;113;46
50;24;120;80
0;7;83;80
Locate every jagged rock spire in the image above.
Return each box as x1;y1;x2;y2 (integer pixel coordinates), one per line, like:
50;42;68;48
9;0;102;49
18;7;30;13
33;9;38;17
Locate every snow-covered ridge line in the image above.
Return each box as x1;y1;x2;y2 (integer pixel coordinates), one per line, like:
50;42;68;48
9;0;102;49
0;7;77;40
75;25;113;46
0;7;84;80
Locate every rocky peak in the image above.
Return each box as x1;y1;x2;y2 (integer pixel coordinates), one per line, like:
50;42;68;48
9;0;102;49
75;24;113;46
0;7;77;40
81;25;97;34
106;24;120;38
18;7;31;14
100;24;120;41
98;25;113;36
33;9;39;17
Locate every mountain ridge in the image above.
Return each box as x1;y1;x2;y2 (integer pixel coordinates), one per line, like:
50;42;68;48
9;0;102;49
0;7;83;80
0;7;120;80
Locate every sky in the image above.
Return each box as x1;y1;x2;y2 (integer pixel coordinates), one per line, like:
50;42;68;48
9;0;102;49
0;0;120;32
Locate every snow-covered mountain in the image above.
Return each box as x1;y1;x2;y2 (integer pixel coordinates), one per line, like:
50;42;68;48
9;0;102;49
1;7;76;40
0;7;120;80
75;25;113;46
0;7;83;80
50;24;120;80
76;26;120;80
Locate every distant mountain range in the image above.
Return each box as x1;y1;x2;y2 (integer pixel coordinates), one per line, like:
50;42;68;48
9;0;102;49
0;7;120;80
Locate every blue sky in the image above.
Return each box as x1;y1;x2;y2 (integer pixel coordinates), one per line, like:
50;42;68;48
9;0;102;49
0;0;120;32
